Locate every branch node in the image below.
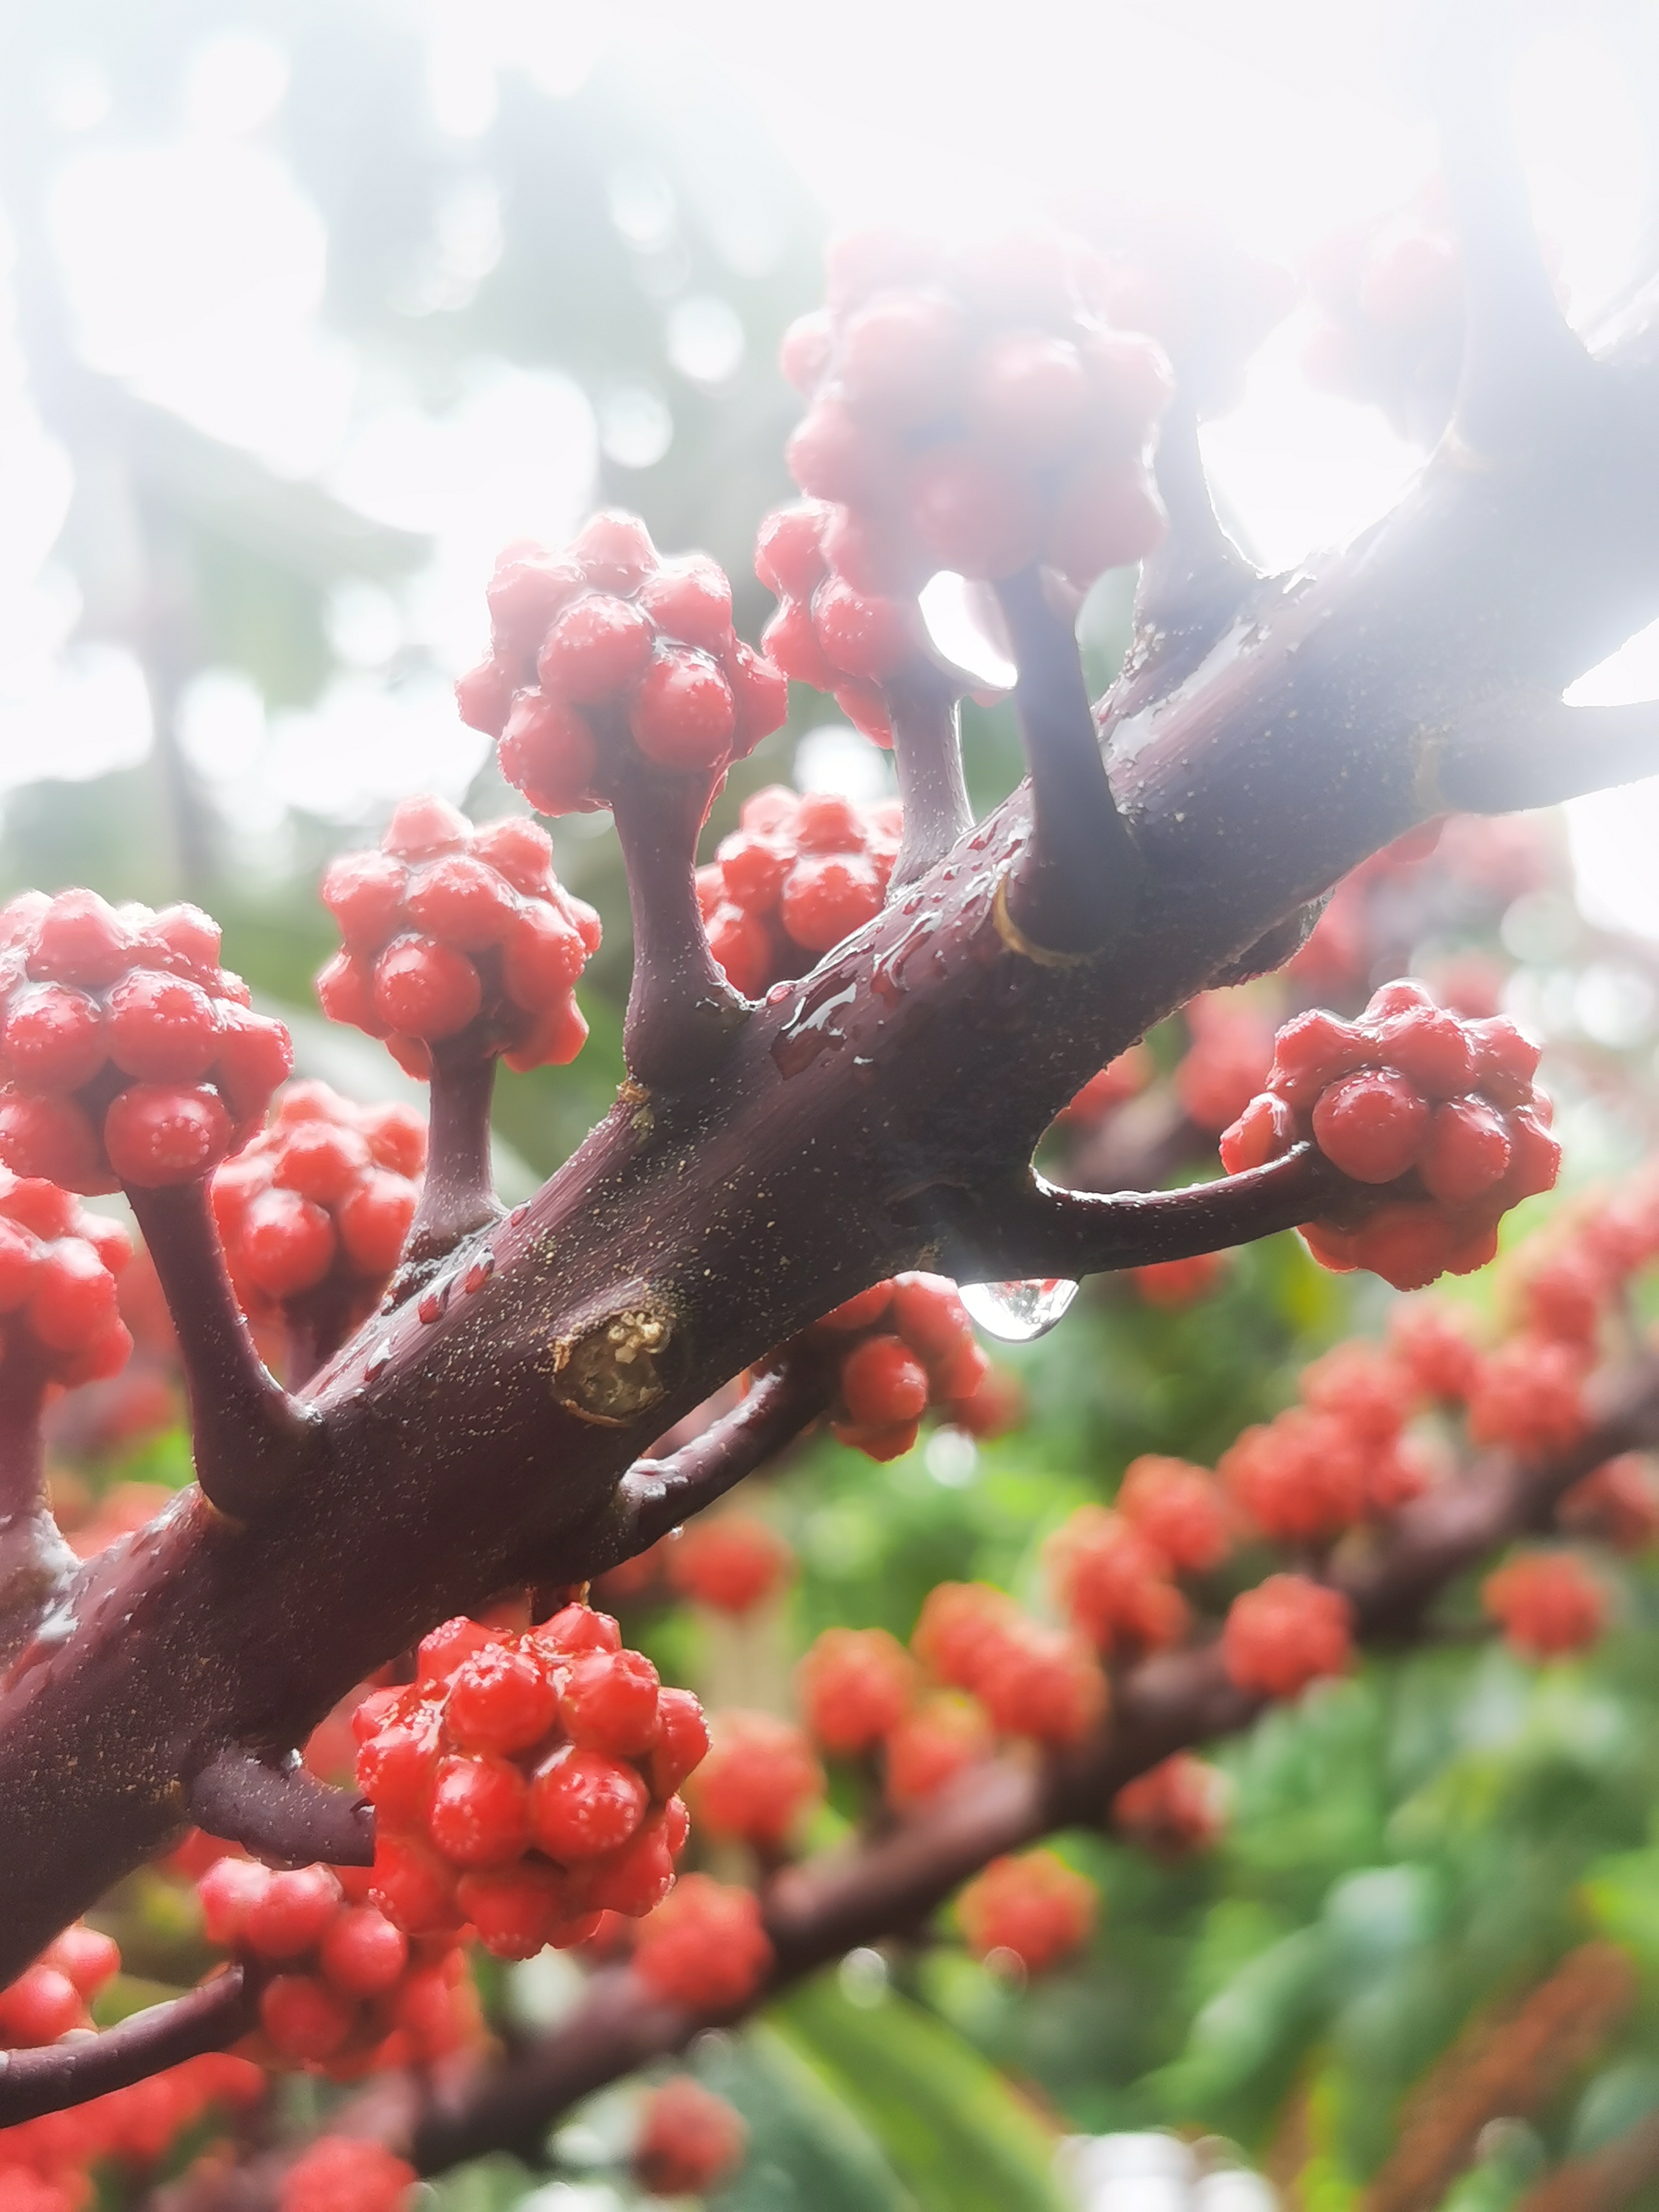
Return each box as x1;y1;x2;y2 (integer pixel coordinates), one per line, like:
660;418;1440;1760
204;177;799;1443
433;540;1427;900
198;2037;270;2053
189;1747;374;1869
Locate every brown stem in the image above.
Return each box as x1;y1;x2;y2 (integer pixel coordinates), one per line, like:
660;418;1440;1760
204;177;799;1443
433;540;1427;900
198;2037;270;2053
888;662;971;889
994;567;1144;955
0;1355;69;1666
0;1966;258;2128
917;1142;1342;1282
1131;398;1258;657
400;1041;501;1272
611;773;749;1087
125;1183;326;1519
187;1748;374;1869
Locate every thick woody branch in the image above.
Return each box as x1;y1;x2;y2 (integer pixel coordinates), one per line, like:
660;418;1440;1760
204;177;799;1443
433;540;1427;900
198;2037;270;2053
917;1142;1342;1284
400;1040;502;1273
601;1352;834;1567
126;1182;327;1520
0;1966;258;2129
1439;694;1659;815
994;566;1144;955
611;769;749;1088
187;1748;374;1869
887;661;971;889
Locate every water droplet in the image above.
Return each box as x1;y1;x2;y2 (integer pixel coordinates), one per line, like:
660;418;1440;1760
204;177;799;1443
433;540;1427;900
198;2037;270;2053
364;1336;394;1378
771;971;859;1078
969;830;991;851
851;1054;877;1087
766;981;793;1005
509;1204;529;1226
417;1278;452;1324
464;1251;495;1294
959;1278;1079;1342
902;896;923;916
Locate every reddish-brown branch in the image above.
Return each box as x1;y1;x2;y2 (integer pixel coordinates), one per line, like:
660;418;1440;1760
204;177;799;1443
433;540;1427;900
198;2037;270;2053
187;1748;374;1870
0;1966;258;2129
611;765;749;1087
401;1041;501;1272
888;660;971;888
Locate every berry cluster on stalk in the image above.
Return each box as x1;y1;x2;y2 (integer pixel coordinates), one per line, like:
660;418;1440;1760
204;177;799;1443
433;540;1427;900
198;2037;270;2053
455;511;788;812
211;1082;424;1343
353;1604;706;1960
0;893;291;1193
318;799;599;1076
1221;979;1560;1290
0;1173;132;1389
697;785;902;995
198;1854;480;2073
811;1271;997;1459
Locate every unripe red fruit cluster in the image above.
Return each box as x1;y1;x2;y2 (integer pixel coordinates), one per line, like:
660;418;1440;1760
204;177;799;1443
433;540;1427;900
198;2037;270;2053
1302;206;1463;437
776;227;1170;599
688;1710;824;1850
1111;1753;1231;1860
1222;1574;1353;1700
1219;1400;1428;1547
797;1626;916;1757
0;890;292;1194
0;1925;263;2200
317;797;598;1079
1219;979;1559;1290
1466;1336;1587;1458
354;1607;706;1960
634;2076;749;2198
456;509;788;813
665;1510;795;1615
631;1872;774;2013
911;1580;1105;1747
956;1849;1096;1975
1043;1506;1191;1661
1482;1550;1607;1658
1174;994;1275;1135
1560;1455;1659;1552
696;784;902;995
814;1270;992;1460
196;1855;477;2075
0;1171;132;1389
211;1081;425;1327
278;2135;417;2212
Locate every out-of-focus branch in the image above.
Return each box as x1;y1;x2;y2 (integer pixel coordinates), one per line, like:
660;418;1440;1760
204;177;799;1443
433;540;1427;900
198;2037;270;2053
887;661;971;888
0;1967;258;2130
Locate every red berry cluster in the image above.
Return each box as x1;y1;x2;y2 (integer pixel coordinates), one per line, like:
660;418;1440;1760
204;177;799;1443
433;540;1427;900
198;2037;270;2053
278;2136;417;2212
0;891;292;1195
197;1855;477;2074
956;1848;1096;1976
797;1627;916;1757
754;502;920;746
1560;1455;1659;1553
665;1511;795;1617
0;1925;264;2203
634;2076;749;2199
1482;1550;1607;1660
1174;993;1275;1135
0;1173;131;1389
211;1082;424;1329
813;1272;991;1460
778;229;1170;597
911;1581;1105;1748
354;1606;706;1960
1219;980;1560;1291
1045;1456;1231;1660
1219;1372;1429;1549
1302;202;1463;439
1221;1573;1353;1700
687;1711;824;1851
695;785;901;994
317;799;599;1079
882;1694;995;1811
1130;1250;1231;1310
455;511;788;813
1054;1044;1153;1131
1111;1753;1231;1861
631;1872;774;2013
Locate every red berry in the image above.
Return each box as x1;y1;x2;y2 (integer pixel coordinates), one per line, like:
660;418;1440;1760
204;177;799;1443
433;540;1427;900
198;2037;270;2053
957;1849;1095;1974
426;1752;531;1866
1116;1455;1231;1573
370;1834;458;1936
1466;1338;1586;1456
455;1862;571;1960
1311;1068;1430;1182
102;1083;231;1187
635;2077;749;2198
260;1974;353;2062
529;1747;649;1863
244;1866;343;1960
1218;1091;1296;1173
1298;1341;1412;1447
537;593;654;702
1265;1010;1369;1107
666;1513;794;1614
0;1963;87;2046
372;936;482;1042
646;1686;711;1801
446;1642;559;1755
883;1693;992;1809
632;1874;773;2012
1220;1409;1367;1543
572;509;659;593
318;1906;408;1996
839;1333;929;1426
1044;1506;1189;1659
236;1188;336;1296
40;1923;121;2000
975;1620;1106;1745
279;2136;416;2212
907;444;1042;578
498;689;600;814
689;1711;823;1848
28;890;133;987
198;1856;273;1947
811;577;915;682
3;984;106;1090
532;1603;622;1658
1420;1097;1512;1202
1111;1754;1230;1860
105;970;220;1082
1222;1575;1353;1699
799;1627;914;1755
1483;1550;1606;1658
628;646;736;769
638;557;733;651
561;1648;661;1756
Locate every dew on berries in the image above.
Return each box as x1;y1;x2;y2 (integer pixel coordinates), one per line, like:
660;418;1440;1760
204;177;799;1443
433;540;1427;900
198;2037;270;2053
959;1278;1079;1342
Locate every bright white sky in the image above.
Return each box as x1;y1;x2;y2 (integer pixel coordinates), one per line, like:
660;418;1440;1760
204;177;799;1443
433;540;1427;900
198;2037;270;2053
3;0;1658;920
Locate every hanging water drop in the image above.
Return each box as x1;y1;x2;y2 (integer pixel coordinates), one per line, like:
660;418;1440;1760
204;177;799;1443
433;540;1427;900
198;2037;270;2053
960;1278;1079;1342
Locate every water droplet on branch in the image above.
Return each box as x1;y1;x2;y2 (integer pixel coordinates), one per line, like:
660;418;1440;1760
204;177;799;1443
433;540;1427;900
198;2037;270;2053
960;1278;1079;1342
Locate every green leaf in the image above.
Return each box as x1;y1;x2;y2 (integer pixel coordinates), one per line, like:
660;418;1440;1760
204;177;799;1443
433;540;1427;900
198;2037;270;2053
771;1972;1067;2212
702;2023;917;2212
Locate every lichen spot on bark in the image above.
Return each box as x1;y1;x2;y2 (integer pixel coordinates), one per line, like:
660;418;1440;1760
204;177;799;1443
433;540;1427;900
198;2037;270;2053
551;1304;675;1426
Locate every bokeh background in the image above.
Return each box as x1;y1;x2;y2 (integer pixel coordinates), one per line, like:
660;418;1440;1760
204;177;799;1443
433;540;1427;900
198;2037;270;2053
18;6;1659;2210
